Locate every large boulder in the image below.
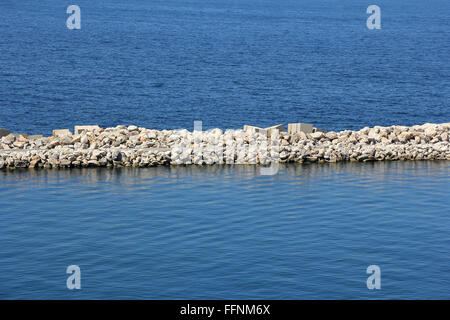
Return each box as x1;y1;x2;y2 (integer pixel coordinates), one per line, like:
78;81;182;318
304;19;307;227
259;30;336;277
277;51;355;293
0;129;10;138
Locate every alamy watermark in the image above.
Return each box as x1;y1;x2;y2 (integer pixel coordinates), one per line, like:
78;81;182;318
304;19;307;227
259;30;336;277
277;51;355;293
66;5;381;31
366;265;381;290
66;265;81;290
66;5;81;30
367;5;381;30
170;121;281;175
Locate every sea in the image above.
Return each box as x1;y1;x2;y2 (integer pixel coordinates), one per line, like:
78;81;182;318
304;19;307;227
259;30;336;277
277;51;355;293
0;0;449;299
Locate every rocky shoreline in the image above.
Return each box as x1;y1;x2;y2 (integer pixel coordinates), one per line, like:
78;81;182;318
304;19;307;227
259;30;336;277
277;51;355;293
1;123;449;170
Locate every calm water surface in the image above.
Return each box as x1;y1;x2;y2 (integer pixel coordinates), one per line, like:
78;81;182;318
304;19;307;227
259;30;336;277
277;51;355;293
0;0;449;133
0;162;449;299
0;0;449;300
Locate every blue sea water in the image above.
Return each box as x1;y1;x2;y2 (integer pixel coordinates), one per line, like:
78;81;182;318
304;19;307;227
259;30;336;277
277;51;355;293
0;0;449;133
1;0;450;299
0;162;449;299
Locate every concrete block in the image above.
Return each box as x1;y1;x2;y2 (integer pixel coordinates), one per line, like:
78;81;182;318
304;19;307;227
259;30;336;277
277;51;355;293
28;135;44;140
53;129;72;137
0;129;10;138
288;123;298;134
74;125;100;134
245;124;286;138
266;124;285;137
288;123;314;134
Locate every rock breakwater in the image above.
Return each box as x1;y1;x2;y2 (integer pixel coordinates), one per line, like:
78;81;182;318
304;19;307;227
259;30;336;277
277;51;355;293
0;123;449;170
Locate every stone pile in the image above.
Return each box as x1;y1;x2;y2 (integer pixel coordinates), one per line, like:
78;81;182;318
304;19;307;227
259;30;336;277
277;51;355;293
0;123;449;169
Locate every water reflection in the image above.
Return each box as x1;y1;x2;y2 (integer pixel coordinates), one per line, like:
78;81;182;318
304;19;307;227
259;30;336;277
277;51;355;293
1;161;449;185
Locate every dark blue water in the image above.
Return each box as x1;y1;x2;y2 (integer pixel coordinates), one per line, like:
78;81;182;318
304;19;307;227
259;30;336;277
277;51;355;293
0;0;449;134
0;162;449;299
